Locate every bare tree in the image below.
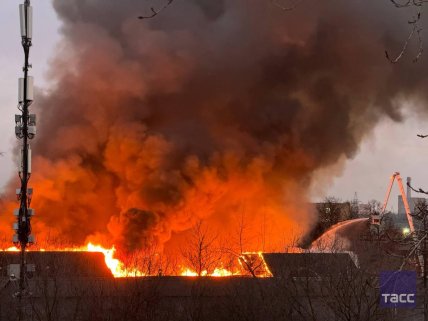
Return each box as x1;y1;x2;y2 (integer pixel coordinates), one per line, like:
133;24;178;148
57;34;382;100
317;197;349;229
379;199;428;320
181;220;222;276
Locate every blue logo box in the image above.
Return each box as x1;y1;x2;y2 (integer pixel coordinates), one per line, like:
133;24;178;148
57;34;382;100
380;271;416;308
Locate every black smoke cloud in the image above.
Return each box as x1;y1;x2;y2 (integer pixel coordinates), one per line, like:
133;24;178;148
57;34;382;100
6;0;427;251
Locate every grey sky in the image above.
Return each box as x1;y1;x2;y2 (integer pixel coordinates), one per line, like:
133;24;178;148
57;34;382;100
310;111;428;211
0;1;60;189
0;1;426;212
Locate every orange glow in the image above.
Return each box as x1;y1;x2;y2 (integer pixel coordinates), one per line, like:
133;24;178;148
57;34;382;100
85;243;145;277
2;245;274;278
5;246;19;252
211;267;235;277
0;140;311;280
2;243;145;278
180;268;200;277
238;252;273;278
179;266;238;277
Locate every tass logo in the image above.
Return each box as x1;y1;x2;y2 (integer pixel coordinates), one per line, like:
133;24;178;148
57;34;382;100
380;271;416;308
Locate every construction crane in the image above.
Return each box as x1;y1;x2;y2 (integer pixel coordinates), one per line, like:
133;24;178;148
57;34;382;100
372;172;415;232
373;172;424;274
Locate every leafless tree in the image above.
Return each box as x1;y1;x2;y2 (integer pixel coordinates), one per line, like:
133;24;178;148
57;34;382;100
317;197;349;229
118;238;172;276
377;199;428;320
181;220;222;276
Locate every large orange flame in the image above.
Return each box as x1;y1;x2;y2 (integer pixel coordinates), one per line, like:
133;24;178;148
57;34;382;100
2;244;274;278
2;243;144;277
85;243;145;277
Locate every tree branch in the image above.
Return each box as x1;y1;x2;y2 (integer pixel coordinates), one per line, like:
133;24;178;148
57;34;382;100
407;182;428;195
386;12;423;63
386;0;425;63
390;0;428;7
138;0;174;19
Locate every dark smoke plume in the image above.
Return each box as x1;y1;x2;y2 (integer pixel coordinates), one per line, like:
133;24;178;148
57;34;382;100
2;0;427;252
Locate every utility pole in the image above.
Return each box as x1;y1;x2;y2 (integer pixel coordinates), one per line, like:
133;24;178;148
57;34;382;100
14;1;36;319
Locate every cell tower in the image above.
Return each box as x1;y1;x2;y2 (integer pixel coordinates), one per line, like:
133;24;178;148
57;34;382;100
14;0;36;299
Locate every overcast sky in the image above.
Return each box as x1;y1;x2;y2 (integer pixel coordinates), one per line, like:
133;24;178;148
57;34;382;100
310;112;428;211
0;1;60;190
0;1;427;212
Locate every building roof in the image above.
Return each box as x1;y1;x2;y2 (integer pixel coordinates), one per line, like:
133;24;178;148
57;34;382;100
0;251;112;278
262;252;357;278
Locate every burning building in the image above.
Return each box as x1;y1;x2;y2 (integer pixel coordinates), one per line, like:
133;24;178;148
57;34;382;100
0;249;416;321
1;0;428;279
1;0;428;319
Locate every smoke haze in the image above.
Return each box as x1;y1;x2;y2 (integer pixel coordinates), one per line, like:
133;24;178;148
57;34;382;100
2;0;428;253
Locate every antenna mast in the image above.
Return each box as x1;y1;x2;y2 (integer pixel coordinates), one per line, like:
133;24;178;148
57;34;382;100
14;0;36;306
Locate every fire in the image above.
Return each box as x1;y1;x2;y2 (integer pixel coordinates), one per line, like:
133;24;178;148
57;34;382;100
180;268;200;277
85;243;145;278
211;268;235;277
2;243;145;278
1;244;274;278
5;246;19;252
179;267;237;277
238;252;273;278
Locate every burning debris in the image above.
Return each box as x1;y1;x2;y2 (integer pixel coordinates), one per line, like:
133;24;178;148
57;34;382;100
238;253;273;278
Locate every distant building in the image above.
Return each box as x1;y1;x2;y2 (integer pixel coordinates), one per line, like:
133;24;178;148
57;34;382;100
312;201;352;224
398;177;426;215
